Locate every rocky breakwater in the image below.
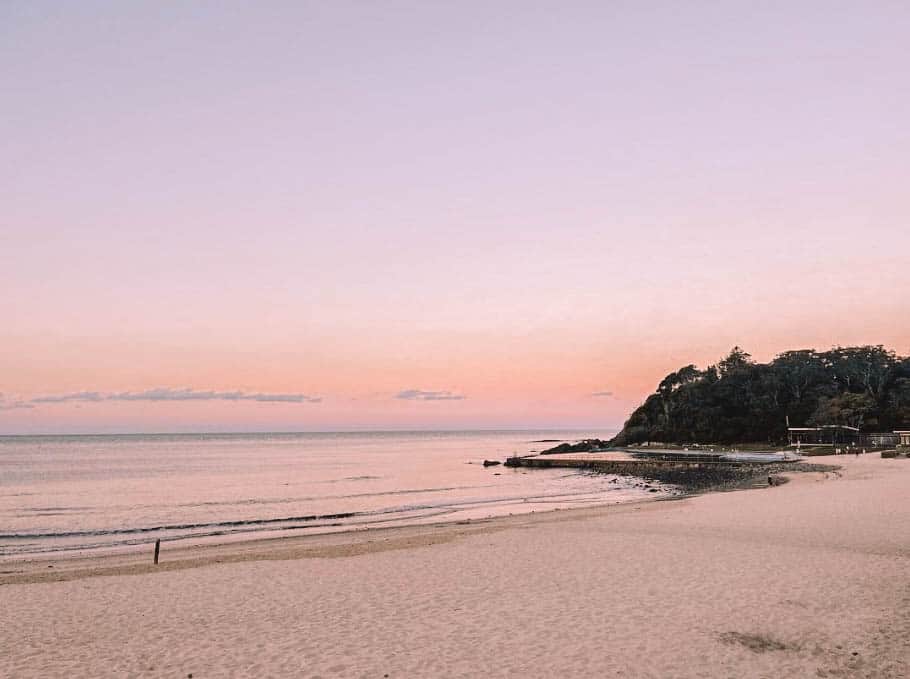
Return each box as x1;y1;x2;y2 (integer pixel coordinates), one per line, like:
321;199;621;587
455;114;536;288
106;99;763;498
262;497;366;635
506;454;839;492
538;439;611;455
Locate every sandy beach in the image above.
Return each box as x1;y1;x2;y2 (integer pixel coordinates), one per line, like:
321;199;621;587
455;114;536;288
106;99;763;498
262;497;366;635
2;453;908;678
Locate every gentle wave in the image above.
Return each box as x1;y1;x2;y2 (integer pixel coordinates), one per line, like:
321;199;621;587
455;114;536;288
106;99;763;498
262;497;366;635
1;430;663;558
2;486;629;542
0;485;662;557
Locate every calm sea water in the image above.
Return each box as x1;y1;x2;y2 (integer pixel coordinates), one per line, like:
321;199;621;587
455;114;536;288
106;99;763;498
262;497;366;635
0;430;674;559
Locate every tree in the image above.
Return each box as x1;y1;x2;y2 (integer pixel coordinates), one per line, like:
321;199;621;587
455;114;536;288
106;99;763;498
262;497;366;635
718;347;753;377
657;365;701;395
809;393;876;429
825;346;897;398
884;378;910;428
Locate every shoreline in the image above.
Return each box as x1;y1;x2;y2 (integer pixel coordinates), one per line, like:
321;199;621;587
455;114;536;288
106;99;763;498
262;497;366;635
0;493;681;587
0;460;835;587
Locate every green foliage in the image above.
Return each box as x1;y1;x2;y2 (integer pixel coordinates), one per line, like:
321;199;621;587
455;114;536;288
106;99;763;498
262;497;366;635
809;393;875;428
610;345;910;445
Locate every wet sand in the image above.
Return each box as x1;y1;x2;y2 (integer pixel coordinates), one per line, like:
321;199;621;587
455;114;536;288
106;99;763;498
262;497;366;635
1;453;908;678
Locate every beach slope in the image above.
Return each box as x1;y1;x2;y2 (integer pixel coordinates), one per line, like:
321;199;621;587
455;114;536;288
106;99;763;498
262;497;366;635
2;454;908;678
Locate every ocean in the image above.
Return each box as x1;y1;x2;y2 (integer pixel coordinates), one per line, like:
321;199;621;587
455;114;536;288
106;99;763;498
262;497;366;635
0;430;674;559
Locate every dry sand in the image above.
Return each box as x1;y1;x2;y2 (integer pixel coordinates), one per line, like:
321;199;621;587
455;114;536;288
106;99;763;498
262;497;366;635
1;453;908;678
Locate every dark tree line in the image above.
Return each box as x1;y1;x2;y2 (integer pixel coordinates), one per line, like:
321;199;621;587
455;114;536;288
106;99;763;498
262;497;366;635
609;346;910;446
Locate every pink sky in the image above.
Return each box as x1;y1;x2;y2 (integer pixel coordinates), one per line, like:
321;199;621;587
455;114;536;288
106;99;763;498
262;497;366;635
2;2;909;433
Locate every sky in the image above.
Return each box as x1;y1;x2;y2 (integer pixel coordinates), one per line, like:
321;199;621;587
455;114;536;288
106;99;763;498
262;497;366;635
2;1;909;434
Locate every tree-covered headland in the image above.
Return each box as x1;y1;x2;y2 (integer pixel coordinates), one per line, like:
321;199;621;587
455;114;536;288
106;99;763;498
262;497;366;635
609;346;910;446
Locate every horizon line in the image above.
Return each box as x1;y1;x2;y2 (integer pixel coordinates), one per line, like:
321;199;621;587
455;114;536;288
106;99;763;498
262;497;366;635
0;426;620;438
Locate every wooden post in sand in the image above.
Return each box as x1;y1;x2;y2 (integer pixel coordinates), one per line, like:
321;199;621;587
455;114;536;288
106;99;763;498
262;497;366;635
154;538;161;565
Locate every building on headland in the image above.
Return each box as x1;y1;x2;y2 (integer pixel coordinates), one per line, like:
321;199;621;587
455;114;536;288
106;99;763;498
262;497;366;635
787;425;901;448
863;432;900;447
787;425;859;447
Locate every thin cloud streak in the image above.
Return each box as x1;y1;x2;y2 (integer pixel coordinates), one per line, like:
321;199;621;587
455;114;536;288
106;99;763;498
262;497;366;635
396;389;466;401
27;388;322;405
0;393;35;411
31;391;105;403
108;388;321;403
591;391;614;397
